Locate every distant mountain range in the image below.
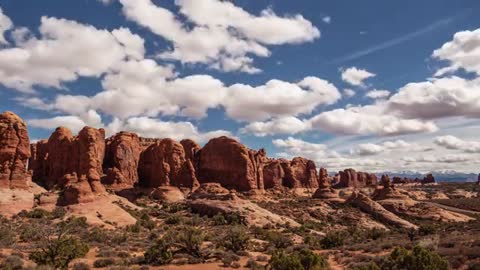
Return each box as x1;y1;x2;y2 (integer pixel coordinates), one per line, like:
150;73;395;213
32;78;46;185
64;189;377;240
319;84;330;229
381;171;479;183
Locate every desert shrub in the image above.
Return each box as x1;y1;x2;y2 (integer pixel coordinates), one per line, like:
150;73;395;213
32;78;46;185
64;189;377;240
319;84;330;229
1;255;24;270
0;225;16;247
19;223;43;242
138;213;155;230
377;245;449;270
268;248;328;270
73;262;91;270
29;218;89;270
221;225;250;251
126;222;142;233
245;258;265;270
23;208;51;219
171;226;205;258
419;224;437;236
93;258;115;268
320;231;346;249
30;237;89;269
348;263;381;270
164;214;183;225
52;207;67;219
221;252;240;267
86;228;110;244
144;239;173;265
265;231;293;249
213;212;245;225
111;233;128;244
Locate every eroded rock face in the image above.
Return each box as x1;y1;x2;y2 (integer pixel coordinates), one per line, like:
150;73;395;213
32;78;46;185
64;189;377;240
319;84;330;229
197;136;265;191
180;139;200;162
138;138;198;189
103;132;141;188
334;169;377;188
263;159;285;189
0;111;31;189
290;157;319;189
30;126;106;204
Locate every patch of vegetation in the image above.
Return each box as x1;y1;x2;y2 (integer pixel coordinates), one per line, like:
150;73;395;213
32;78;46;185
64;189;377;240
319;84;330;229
268;248;329;270
220;225;250;251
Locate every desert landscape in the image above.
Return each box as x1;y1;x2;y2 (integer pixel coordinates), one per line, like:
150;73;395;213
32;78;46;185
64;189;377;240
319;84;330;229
1;111;479;270
1;0;480;269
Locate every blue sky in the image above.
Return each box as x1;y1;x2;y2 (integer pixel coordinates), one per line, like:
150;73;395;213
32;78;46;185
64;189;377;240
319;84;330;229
1;0;480;173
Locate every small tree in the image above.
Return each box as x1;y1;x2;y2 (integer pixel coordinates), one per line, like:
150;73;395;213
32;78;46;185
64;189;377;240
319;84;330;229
268;249;329;270
144;239;173;265
28;218;90;269
221;226;250;251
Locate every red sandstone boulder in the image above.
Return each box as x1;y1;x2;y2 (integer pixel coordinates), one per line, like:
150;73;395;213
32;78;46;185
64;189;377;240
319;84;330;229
313;168;338;199
138;138;198;189
103;132;141;188
197;136;266;191
0;111;31;189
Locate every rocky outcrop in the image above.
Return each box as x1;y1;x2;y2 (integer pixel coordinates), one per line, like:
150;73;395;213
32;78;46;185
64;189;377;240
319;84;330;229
422;173;435;184
29;126;106;204
313;168;339;199
372;175;410;201
103;132;141;188
263;159;286;189
347;191;418;230
138;138;198;189
263;157;319;189
197;136;266;191
0;111;31;189
334;169;377;188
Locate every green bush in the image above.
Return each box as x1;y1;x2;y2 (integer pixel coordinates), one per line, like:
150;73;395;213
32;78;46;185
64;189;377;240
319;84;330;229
164;214;183;225
213;212;245;225
265;231;293;249
24;208;51;219
349;263;381;270
0;225;16;247
268;249;328;270
379;245;449;270
29;237;89;269
320;231;346;249
144;239;173;265
419;224;437;236
221;226;250;251
171;226;205;258
93;258;115;268
73;262;91;270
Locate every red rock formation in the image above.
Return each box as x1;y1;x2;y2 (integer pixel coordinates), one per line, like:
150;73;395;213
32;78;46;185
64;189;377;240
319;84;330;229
289;157;319;189
334;168;377;188
180;139;200;162
422;173;435;184
138;138;198;189
0;111;31;189
29;126;106;204
62;127;106;204
103;132;141;188
263;159;285;189
139;137;160;150
197;136;265;191
313;168;338;199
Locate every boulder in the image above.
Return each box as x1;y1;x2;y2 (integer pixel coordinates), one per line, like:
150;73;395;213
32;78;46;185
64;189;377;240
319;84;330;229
103;132;141;188
138;138;198;189
151;186;185;203
0;111;31;189
372;175;410;201
197;136;266;191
